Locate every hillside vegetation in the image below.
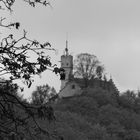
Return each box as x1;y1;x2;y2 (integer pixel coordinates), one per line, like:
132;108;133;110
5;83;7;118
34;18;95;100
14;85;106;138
46;88;140;140
2;83;140;140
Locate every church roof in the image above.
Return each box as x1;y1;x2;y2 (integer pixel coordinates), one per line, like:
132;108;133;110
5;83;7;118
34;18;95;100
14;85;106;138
68;77;119;94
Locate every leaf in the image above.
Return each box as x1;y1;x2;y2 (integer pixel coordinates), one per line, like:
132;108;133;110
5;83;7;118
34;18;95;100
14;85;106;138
30;2;35;7
9;34;13;39
53;67;59;74
40;44;44;48
20;87;24;92
28;81;32;88
43;42;51;47
15;22;20;29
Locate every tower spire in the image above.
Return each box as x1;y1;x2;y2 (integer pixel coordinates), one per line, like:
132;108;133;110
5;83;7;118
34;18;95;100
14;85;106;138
65;32;69;56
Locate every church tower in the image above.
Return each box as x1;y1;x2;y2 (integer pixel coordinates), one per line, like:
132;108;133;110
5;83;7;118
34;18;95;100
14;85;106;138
60;40;73;89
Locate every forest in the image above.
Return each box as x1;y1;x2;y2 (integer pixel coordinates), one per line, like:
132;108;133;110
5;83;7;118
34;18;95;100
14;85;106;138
0;0;140;140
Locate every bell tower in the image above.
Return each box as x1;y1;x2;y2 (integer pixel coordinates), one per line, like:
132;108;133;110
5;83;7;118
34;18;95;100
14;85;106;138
60;40;73;89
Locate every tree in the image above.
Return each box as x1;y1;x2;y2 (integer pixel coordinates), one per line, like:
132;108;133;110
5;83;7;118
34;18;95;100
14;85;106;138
74;53;104;87
0;81;57;139
0;0;63;86
0;1;63;139
124;129;140;140
96;65;104;80
119;90;136;109
0;0;51;11
31;84;57;105
122;90;136;102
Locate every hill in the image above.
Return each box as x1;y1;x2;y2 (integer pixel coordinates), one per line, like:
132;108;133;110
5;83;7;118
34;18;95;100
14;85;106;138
4;85;140;140
46;87;140;140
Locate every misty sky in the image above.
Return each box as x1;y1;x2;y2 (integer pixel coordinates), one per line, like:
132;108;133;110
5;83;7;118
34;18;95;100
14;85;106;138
2;0;140;98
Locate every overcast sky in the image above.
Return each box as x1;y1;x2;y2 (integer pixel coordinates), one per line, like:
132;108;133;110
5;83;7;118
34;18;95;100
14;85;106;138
2;0;140;98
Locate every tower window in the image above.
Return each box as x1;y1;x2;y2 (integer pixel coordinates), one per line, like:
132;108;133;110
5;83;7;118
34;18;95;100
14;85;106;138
72;85;75;89
60;72;65;80
67;63;69;66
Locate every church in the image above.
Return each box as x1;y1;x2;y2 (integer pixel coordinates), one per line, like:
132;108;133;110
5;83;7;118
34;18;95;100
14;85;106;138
58;42;119;98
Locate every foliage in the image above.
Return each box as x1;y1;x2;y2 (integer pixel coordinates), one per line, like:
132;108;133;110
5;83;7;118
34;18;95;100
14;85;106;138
124;129;140;140
74;53;104;87
84;88;118;106
52;88;140;140
0;0;64;139
96;65;104;80
0;81;57;139
0;0;51;11
2;1;140;140
89;124;110;140
31;84;57;105
0;0;63;87
0;32;54;87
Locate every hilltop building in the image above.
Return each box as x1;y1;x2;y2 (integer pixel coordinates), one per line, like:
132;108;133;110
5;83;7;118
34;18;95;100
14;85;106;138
59;42;119;98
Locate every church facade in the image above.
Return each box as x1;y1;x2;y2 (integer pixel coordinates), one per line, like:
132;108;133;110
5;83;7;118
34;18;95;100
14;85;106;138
59;45;119;98
59;43;82;98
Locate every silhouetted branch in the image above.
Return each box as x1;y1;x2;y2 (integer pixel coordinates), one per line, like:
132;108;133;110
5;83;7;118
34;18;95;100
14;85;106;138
0;31;58;87
0;81;56;139
23;0;51;7
0;0;51;11
0;0;64;139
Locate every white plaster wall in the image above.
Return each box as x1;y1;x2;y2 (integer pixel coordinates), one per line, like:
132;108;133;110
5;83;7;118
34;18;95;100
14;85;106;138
59;82;81;98
61;55;73;80
60;55;73;90
61;80;68;90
